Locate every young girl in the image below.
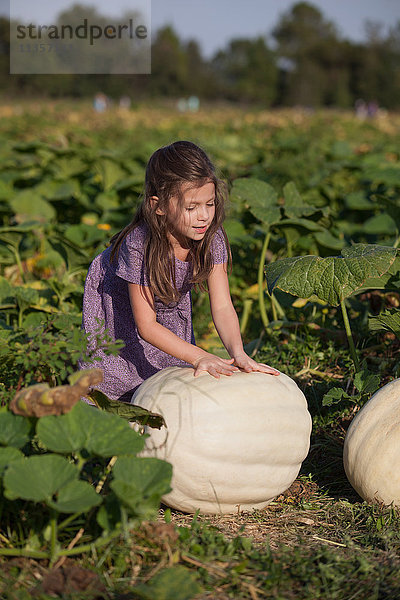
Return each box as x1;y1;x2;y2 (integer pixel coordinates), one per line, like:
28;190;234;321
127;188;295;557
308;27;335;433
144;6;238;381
79;141;279;402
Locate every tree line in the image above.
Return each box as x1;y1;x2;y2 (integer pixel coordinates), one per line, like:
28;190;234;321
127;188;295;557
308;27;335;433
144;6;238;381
1;2;399;108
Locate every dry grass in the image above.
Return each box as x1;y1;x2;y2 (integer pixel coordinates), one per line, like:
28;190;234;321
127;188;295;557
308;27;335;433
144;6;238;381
158;478;325;549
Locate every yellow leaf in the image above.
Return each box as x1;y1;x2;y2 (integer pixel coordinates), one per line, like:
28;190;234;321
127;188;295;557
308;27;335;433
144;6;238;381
292;298;309;308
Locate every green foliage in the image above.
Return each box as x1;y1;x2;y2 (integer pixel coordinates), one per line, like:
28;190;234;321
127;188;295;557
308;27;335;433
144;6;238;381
111;458;173;519
36;401;145;455
231;177;280;226
0;400;172;564
265;244;398;307
0;446;24;476
265;244;400;372
369;308;400;340
4;455;99;512
322;367;381;408
0;316;124;405
0;411;31;447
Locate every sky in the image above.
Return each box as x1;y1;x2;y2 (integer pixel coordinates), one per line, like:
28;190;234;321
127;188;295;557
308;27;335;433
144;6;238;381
2;0;400;58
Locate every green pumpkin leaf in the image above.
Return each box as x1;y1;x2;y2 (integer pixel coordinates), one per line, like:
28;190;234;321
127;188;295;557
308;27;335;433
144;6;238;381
222;219;253;245
282;182;320;218
8;190;56;222
14;287;40;312
356;256;400;294
48;479;102;513
345;192;374;211
37;404;88;454
314;230;344;250
95;191;120;211
0;447;24;476
22;312;48;329
278;218;323;232
50;156;87;179
369;308;400;340
37;179;81;201
0;276;13;302
83;407;145;457
231;178;280;225
365;167;400;187
266;244;398;306
363;213;396;235
3;455;77;503
37;401;145;456
96;495;121;532
111;457;172;515
376;196;400;230
0;179;14;200
94;159;127;191
64;224;105;248
0;412;31;448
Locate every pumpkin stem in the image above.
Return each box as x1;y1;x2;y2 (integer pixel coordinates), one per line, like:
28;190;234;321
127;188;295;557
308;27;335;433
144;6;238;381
340;298;360;372
258;231;271;328
240;298;253;335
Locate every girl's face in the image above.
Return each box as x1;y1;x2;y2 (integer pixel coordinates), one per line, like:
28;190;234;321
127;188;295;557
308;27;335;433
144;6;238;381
165;181;216;248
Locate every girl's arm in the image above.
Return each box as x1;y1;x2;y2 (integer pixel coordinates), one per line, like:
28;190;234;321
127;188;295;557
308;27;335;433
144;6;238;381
208;263;279;375
128;282;238;378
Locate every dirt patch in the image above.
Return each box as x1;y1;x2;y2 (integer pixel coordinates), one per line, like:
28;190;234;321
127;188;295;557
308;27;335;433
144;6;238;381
32;561;107;598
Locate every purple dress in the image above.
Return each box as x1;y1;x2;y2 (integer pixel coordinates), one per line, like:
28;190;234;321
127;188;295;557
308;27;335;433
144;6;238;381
78;221;228;402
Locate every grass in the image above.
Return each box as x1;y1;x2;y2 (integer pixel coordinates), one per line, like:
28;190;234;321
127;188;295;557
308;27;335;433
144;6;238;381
2;492;399;599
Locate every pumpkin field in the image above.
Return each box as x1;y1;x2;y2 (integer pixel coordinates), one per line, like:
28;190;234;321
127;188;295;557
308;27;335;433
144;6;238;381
0;99;400;599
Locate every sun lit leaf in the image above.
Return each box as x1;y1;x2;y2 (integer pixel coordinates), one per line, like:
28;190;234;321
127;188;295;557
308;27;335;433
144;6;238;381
266;244;398;306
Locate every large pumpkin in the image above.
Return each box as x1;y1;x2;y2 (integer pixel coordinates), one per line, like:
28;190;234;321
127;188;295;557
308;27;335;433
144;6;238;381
131;367;312;514
343;378;400;506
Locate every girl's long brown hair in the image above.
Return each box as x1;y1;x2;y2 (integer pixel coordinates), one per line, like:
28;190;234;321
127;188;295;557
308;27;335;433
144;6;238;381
109;141;232;305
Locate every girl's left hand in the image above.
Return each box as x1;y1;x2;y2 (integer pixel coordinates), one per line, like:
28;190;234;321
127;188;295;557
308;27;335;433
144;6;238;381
232;352;280;376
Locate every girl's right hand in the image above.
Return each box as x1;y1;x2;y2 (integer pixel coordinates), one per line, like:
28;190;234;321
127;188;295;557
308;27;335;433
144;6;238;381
192;354;240;379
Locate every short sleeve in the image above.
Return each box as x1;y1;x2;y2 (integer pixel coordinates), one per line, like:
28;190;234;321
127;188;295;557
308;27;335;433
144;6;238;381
210;227;228;264
114;225;150;286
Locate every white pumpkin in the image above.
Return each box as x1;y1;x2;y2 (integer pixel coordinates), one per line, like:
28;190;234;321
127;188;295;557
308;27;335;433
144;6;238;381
343;378;400;506
131;366;312;514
